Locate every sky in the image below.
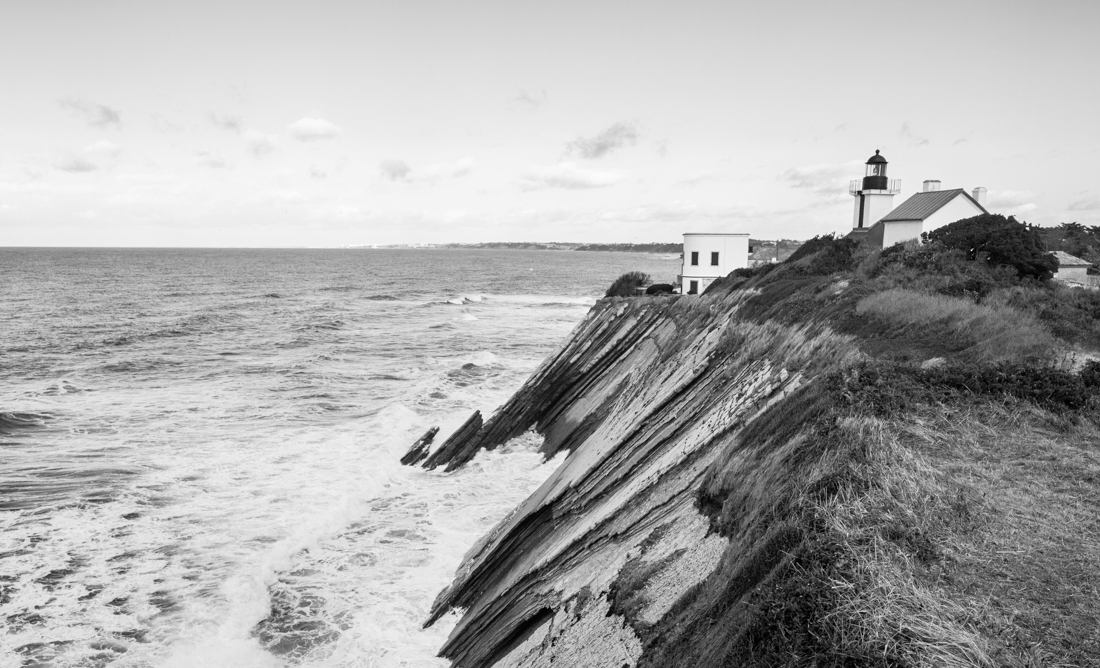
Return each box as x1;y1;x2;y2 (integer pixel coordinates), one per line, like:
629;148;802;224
1;0;1098;247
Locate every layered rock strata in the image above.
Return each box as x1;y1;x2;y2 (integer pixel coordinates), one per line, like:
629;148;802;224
421;290;853;667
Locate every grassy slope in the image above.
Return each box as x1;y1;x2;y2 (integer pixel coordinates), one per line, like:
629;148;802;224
635;240;1100;667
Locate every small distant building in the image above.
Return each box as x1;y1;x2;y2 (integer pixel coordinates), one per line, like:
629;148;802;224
1052;251;1093;285
845;150;989;249
678;233;750;294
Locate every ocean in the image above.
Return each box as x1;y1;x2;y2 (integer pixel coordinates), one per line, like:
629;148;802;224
0;248;681;668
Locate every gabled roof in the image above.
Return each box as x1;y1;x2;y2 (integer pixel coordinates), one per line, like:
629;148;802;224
880;188;988;223
1053;250;1093;268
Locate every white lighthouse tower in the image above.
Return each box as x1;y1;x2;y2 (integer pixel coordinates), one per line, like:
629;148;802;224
849;150;901;232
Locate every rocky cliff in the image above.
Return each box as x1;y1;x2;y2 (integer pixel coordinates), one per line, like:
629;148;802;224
414;239;1100;668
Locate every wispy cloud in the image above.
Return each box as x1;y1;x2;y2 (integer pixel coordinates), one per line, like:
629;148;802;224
519;162;622;190
416;157;475;183
209;112;244;133
565;122;639;159
379;159;411;181
782;161;861;194
287;117;342;141
59;97;122;128
84;140;121;158
953;138;968;146
149;113;183;133
377;157;475;184
655;140;669;158
310;166;327;179
675;171;713;187
987;189;1036;215
55;155;97;173
900;121;930;147
513;89;548;110
195;151;229;169
1068;198;1100;211
243;130;277;157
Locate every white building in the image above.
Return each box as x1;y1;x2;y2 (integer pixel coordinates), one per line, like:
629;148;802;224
1052;251;1093;285
846;150;989;248
678;233;750;294
864;183;988;247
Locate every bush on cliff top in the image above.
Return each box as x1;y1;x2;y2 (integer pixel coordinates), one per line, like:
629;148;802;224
924;213;1058;281
782;234;861;277
605;271;651;297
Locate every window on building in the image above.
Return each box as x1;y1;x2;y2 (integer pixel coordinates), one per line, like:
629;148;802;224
690;251;698;266
689;280;698;295
711;252;719;266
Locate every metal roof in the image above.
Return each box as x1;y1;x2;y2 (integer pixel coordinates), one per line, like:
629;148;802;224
879;188;988;222
1053;250;1093;267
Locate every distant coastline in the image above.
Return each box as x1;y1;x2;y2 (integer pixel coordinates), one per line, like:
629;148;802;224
346;240;804;260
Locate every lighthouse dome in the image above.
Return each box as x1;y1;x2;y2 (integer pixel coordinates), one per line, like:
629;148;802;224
866;150;887;165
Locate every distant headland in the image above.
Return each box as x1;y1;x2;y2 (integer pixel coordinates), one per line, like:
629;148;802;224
347;240;805;258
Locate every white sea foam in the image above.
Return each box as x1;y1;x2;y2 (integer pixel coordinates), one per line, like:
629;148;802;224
0;247;682;667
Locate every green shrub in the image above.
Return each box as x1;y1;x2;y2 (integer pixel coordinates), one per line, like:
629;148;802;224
783;234;861;276
925;214;1058;281
731;264;777;279
605;271;650;297
836;360;1100;413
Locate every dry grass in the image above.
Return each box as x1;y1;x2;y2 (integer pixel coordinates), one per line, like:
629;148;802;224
712;319;860;377
807;405;1100;667
855;288;1058;364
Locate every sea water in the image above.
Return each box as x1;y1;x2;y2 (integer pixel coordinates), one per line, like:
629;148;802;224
0;248;681;668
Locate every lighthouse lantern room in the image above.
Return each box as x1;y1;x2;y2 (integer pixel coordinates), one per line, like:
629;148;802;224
850;150;901;230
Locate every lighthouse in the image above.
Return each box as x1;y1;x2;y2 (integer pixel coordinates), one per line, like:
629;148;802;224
849;150;901;231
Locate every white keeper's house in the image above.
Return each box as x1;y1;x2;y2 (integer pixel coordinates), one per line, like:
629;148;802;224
845;150;988;248
678;233;750;294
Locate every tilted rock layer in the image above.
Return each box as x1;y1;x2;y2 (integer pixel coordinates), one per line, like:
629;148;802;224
423;270;1100;668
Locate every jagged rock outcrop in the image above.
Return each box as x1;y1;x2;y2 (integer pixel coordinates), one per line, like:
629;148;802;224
401;426;439;466
422;411;483;470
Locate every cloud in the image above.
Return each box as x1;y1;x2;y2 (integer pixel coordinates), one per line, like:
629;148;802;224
243;130;277;157
415;157;475;183
782;161;861;194
565;122;639;159
655;140;669;158
1068;198;1100;211
519;162;622;190
310;166;327;179
195;151;229;169
209;112;244;133
513;89;547;109
59;97;121;128
84;140;121;158
150;113;183;133
287;117;342;141
986;189;1036;214
900;122;930;147
953;138;968;146
675;171;713;187
379;159;411;181
55;156;97;173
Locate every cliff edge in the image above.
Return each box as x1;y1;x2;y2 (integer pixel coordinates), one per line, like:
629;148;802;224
419;237;1100;668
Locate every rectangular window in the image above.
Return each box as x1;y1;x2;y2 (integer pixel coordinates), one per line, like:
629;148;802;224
711;252;720;266
689;280;698;295
690;251;699;266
